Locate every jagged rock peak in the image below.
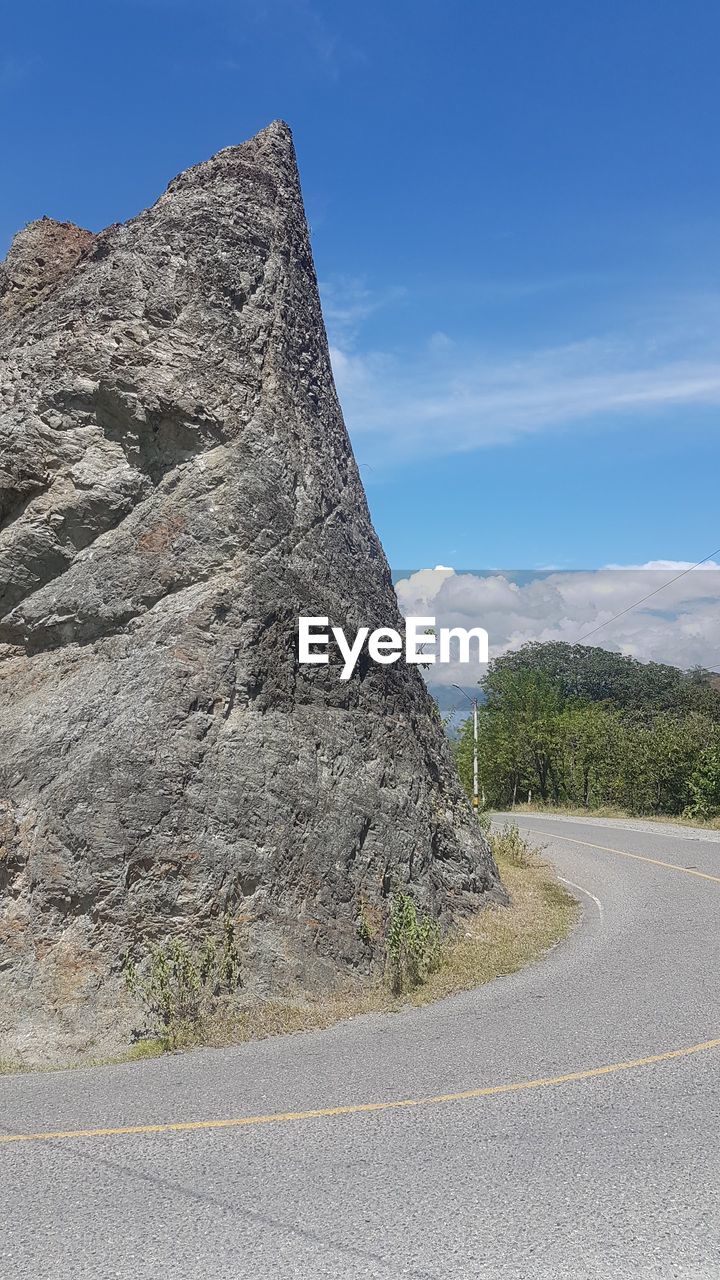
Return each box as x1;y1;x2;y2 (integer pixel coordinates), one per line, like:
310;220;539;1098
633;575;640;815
0;217;95;315
0;122;501;1065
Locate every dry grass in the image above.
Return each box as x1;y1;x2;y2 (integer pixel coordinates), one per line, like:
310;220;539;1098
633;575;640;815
0;1059;26;1076
510;802;720;831
0;832;577;1072
201;832;577;1047
412;848;577;1006
0;1039;166;1077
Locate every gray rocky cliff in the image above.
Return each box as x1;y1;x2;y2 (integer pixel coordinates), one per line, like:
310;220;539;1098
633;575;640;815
0;121;501;1062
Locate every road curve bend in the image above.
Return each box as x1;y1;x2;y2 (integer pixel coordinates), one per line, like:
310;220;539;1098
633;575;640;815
2;814;720;1279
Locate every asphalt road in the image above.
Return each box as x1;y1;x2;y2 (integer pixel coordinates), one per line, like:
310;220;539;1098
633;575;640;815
2;813;720;1280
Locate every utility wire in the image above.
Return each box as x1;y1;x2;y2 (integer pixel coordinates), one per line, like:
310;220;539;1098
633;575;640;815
575;545;720;644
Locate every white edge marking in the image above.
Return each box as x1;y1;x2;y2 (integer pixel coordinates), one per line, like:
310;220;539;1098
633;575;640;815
558;875;605;928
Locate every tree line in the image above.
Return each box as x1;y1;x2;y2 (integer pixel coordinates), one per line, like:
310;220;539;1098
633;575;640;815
453;642;720;819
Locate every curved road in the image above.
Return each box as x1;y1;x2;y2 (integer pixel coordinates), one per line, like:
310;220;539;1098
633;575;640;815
2;814;720;1279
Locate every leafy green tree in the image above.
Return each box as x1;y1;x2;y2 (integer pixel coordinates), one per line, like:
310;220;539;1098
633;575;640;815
455;704;527;808
456;668;565;805
687;746;720;818
558;702;618;807
484;642;720;720
642;713;710;812
452;642;719;818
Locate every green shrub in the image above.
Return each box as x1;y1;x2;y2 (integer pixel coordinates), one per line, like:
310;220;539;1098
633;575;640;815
686;748;720;819
356;910;373;946
476;806;492;836
489;821;537;868
386;893;442;994
123;914;242;1049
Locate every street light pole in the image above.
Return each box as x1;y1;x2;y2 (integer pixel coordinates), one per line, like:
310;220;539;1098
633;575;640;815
472;697;478;812
453;684;480;815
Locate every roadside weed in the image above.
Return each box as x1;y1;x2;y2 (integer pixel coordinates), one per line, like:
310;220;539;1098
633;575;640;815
386;893;442;994
489;822;537;868
123;914;242;1048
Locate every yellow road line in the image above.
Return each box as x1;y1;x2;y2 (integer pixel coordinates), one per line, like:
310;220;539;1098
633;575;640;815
522;826;720;885
2;1036;719;1147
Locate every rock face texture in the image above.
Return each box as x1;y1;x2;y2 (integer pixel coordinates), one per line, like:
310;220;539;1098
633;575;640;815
0;121;500;1062
0;218;96;320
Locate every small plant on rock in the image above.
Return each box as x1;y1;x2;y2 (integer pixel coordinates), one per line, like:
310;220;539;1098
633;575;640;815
476;806;492;836
386;893;442;994
123;914;242;1049
357;910;373;946
356;898;383;948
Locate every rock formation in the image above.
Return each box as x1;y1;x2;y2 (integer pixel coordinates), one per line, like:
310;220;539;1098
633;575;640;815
0;121;500;1063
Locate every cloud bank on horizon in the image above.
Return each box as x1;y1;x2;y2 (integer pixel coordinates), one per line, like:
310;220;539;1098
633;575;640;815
394;562;720;687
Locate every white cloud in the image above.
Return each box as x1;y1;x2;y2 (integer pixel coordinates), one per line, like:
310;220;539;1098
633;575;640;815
320;278;406;347
427;331;454;353
395;566;455;611
394;563;720;686
324;290;720;464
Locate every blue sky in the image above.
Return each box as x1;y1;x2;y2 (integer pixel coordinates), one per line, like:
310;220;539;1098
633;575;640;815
3;0;720;570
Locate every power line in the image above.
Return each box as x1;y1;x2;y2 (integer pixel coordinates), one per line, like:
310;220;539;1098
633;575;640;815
575;545;720;644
